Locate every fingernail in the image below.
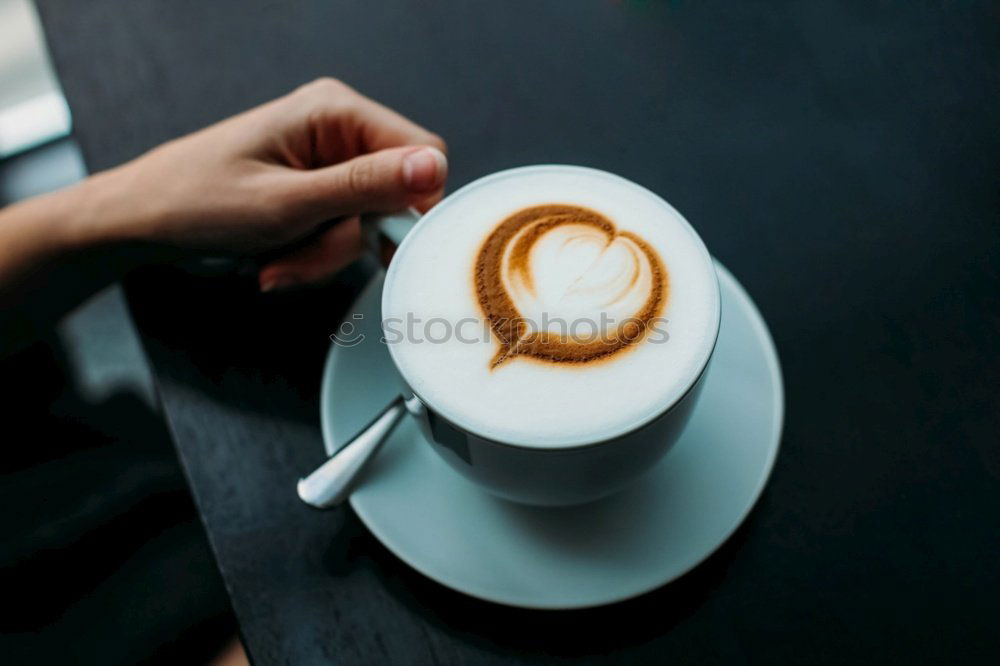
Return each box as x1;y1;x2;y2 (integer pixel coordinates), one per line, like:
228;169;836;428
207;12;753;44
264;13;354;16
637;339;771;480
402;147;447;192
260;275;298;292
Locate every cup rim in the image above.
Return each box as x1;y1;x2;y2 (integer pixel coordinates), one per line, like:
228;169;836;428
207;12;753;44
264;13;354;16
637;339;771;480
381;164;722;451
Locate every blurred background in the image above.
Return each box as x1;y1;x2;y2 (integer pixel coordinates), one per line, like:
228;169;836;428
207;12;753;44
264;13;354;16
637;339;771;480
0;0;153;405
1;2;235;663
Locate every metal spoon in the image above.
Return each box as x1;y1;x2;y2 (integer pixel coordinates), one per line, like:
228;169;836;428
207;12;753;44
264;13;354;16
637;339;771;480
297;394;421;509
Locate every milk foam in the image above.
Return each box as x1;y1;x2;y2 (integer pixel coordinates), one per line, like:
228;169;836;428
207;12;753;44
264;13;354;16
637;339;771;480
383;166;720;448
511;224;654;332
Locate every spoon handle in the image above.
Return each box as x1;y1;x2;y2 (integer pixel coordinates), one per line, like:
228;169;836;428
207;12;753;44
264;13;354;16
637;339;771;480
297;396;407;509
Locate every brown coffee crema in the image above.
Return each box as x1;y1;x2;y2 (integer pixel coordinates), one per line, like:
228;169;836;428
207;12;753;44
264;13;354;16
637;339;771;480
474;204;668;369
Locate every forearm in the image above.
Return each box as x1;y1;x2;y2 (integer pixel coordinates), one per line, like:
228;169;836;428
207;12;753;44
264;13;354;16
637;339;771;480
0;169;147;351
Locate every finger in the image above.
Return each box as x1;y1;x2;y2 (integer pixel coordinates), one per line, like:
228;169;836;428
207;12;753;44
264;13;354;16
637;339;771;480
411;186;446;214
343;93;446;154
291;78;446;163
258;216;363;291
287;145;447;221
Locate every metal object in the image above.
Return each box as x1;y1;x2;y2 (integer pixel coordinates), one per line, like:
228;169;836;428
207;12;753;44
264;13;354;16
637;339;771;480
297;394;422;509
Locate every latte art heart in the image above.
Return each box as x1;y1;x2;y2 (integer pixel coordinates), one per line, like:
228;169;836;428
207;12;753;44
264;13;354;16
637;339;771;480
475;204;668;368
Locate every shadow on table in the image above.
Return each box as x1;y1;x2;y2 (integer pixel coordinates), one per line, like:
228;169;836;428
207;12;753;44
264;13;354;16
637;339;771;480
124;261;373;421
321;498;759;658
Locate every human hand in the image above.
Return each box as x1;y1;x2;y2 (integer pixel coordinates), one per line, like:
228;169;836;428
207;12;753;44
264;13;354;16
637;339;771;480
89;78;447;290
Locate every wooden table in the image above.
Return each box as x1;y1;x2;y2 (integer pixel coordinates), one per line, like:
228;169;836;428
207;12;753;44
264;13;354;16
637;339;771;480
36;1;999;663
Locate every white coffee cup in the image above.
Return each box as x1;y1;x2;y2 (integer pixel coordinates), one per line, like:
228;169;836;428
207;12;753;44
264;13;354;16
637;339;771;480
299;165;720;508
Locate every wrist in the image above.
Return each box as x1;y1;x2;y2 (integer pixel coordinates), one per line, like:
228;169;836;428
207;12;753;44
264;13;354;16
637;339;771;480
55;166;135;251
52;164;178;266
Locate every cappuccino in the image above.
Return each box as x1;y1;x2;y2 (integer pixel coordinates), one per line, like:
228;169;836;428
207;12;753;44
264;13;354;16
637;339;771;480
383;166;719;448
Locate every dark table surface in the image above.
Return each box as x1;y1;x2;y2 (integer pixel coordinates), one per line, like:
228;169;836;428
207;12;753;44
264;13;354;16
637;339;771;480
36;1;999;663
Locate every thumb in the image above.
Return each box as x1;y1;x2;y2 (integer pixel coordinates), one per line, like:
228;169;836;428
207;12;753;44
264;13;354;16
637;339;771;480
293;145;447;219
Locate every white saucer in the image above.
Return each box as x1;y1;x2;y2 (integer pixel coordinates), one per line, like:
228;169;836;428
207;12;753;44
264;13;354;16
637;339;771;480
320;261;783;609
